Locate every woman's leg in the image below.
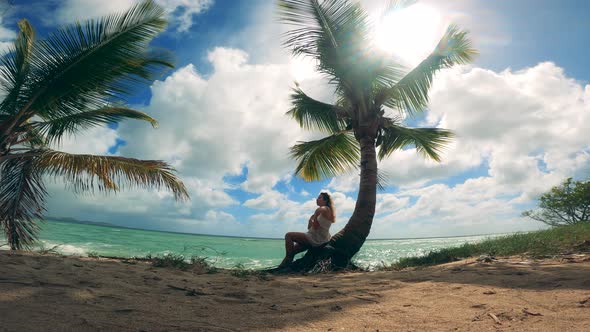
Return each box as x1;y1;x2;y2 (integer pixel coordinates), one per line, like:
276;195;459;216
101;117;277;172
278;232;312;268
292;242;309;255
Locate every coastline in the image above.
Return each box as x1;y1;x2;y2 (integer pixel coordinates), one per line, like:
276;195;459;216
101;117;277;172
43;218;516;242
28;221;506;269
1;251;589;331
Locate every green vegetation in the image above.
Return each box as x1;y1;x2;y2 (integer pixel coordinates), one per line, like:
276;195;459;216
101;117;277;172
522;177;590;226
147;256;265;278
230;262;271;280
150;253;191;270
190;256;219;274
35;243;62;255
87;251;100;258
146;253;217;273
381;223;590;270
0;0;189;250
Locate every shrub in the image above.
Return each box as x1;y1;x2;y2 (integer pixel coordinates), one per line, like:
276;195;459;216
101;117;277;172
522;177;590;226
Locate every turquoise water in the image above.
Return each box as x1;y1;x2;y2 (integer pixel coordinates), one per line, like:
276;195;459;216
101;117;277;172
4;220;504;269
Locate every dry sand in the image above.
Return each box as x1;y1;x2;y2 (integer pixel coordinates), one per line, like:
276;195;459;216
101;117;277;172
1;251;589;332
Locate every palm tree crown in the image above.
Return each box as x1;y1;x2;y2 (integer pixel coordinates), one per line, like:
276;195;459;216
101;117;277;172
278;0;477;261
0;0;189;250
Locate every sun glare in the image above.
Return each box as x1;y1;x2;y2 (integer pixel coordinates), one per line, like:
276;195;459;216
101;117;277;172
375;4;446;66
290;56;317;83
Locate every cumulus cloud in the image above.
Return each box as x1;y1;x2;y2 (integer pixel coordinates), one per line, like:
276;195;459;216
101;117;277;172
243;190;287;210
367;62;590;238
53;127;119;155
117;47;319;192
52;0;212;32
0;17;15;52
376;194;410;214
428;62;589;188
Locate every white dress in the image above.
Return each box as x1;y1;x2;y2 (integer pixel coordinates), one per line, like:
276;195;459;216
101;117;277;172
305;213;333;246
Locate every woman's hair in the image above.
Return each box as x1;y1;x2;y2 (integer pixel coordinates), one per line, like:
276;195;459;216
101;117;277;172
320;192;336;223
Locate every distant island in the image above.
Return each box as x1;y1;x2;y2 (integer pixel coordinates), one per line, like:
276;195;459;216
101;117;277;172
45;217;116;228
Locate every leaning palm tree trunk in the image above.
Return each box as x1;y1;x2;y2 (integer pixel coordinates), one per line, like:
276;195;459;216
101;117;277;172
330;136;378;260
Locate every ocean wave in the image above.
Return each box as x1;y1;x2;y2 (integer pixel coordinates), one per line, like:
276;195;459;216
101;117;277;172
38;240;89;255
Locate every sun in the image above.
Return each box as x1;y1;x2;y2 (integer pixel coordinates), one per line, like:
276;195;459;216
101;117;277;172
375;4;446;66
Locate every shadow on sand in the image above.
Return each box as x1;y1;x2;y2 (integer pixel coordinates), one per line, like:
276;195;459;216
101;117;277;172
1;251;589;331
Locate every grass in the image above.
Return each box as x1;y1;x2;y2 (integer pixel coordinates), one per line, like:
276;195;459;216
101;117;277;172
190;256;219;274
230;262;271;280
87;251;100;258
150;253;191;270
384;223;590;270
35;243;63;255
92;253;264;278
146;253;219;273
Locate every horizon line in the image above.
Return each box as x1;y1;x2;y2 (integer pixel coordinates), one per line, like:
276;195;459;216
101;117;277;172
45;217;519;242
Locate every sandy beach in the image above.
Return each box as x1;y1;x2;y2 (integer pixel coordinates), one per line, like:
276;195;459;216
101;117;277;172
1;251;589;331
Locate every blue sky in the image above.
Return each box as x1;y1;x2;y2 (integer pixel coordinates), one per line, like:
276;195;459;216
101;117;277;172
3;0;589;239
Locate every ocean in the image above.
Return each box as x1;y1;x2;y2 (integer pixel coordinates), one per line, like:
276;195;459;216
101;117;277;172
5;220;504;269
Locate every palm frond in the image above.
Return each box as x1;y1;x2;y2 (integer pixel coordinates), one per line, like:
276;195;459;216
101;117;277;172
378;123;454;162
0;156;46;250
369;56;407;93
0;19;35;116
34;107;158;144
277;0;373;93
375;0;416;24
376;168;390;192
16;122;48;148
377;24;478;115
33;150;189;201
287;87;348;133
290;131;359;181
21;0;172;120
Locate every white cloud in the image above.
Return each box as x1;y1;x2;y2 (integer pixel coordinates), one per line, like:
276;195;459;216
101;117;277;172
243;190;287;210
376;194;410;214
157;0;213;32
53;127;118;155
367;62;590;238
204;209;235;223
45;176;237;231
54;0;135;24
0;17;15;52
427;62;589;188
328;172;359;193
52;0;212;32
117;47;319;192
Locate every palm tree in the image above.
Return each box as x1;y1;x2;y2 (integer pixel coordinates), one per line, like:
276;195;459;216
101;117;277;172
277;0;477;268
0;0;189;250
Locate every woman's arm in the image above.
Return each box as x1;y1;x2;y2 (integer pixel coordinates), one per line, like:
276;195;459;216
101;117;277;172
310;208;323;229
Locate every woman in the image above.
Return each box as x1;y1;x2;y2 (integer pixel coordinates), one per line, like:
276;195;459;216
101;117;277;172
278;192;335;268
